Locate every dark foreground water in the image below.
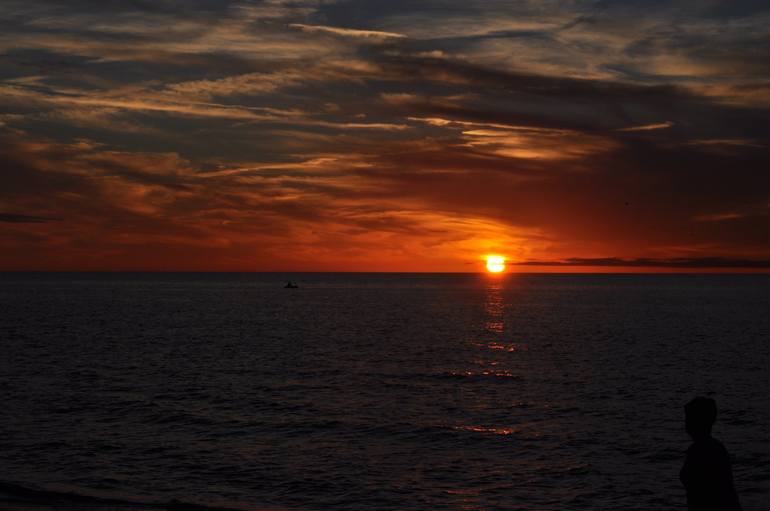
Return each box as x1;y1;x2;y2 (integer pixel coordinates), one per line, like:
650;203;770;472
2;273;769;511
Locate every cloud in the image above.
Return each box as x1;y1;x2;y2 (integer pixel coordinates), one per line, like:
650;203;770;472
0;212;59;223
693;212;745;222
685;138;765;148
459;128;616;160
617;121;674;132
1;0;770;270
0;134;539;270
515;257;770;269
289;24;406;40
161;59;385;100
0;81;408;132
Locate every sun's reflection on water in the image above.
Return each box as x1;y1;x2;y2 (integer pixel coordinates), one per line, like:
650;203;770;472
447;275;538;460
483;276;505;334
452;424;517;435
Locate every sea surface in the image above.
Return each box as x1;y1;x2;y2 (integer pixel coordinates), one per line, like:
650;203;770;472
2;273;769;511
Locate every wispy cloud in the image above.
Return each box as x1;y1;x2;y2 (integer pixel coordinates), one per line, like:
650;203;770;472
617;121;674;132
693;212;745;222
289;24;406;40
685;138;765;148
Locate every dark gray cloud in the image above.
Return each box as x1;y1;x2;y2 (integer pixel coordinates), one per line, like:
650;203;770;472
0;212;59;223
515;257;770;269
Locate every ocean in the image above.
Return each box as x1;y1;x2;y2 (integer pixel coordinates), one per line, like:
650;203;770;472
2;273;769;510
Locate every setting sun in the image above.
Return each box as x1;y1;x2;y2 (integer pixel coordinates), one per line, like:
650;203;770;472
486;255;506;273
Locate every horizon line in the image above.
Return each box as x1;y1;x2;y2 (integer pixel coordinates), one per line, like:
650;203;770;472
2;269;770;275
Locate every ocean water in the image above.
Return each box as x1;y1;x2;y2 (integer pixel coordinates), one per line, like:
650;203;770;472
1;273;769;511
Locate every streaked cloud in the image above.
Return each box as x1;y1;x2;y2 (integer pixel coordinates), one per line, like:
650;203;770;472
617;121;674;132
1;0;769;270
460;128;616;160
515;257;770;269
289;24;406;40
693;212;745;222
685;138;765;148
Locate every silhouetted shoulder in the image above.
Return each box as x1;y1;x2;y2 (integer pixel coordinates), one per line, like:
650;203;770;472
685;437;729;463
681;438;741;511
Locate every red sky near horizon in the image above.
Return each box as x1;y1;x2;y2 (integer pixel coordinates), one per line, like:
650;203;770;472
1;1;769;272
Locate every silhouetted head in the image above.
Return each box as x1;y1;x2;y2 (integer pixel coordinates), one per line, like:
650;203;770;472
685;397;717;440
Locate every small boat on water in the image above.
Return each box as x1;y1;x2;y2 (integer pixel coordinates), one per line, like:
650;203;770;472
284;281;298;289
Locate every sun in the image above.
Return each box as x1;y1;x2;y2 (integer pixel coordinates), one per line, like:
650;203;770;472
486;255;506;273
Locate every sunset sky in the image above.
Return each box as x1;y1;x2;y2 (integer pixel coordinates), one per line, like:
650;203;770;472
1;0;769;271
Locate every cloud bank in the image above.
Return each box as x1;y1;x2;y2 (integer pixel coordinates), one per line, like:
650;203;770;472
1;0;769;270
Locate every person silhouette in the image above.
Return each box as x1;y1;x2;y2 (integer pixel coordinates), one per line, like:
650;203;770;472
680;397;742;510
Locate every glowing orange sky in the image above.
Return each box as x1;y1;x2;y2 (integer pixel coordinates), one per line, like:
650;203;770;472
1;1;769;271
